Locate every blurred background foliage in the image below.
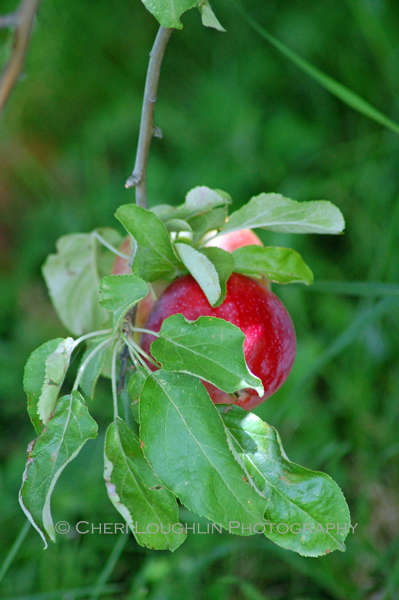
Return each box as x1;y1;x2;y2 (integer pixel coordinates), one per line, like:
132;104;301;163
1;0;399;598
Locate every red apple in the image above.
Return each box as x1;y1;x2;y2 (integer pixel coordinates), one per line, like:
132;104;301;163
140;273;296;410
204;228;271;289
204;228;263;253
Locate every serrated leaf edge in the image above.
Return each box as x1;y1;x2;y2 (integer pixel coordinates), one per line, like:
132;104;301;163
152;317;264;396
224;416;350;555
19;392;98;547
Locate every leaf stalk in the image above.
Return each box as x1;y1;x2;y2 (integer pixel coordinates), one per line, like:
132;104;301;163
73;338;112;392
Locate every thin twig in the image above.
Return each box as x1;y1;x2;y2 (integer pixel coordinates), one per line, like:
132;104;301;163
0;0;41;117
125;26;173;208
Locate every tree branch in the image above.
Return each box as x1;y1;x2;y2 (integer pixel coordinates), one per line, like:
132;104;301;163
0;0;41;117
125;26;173;209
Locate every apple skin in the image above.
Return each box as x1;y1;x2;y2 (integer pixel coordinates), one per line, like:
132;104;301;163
140;273;296;410
204;228;263;252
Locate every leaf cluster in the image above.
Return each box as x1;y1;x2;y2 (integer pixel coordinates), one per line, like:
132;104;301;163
19;186;349;557
141;0;225;31
114;187;343;306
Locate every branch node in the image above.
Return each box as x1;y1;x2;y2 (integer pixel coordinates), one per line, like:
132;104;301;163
153;126;163;139
125;174;140;189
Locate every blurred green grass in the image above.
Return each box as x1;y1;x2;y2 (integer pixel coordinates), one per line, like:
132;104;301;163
1;0;399;598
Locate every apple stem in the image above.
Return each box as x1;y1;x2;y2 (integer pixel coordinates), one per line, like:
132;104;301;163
148;283;157;301
125;26;173;208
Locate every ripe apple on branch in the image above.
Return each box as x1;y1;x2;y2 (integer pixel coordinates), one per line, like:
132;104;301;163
110;211;294;411
140;272;296;410
111;226;264;336
19;0;351;558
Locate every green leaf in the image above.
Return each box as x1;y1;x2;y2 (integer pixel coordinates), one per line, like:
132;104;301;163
189;205;228;245
99;342;117;381
150;204;177;221
164;219;193;234
150;188;230;228
128;366;148;402
78;337;110;400
99;274;149;334
19;392;98;547
174;243;221;306
151;314;263;395
141;0;198;29
173;186;231;221
140;371;268;532
223;193;345;235
198;0;226;32
199;247;234;306
238;5;399;136
37;337;75;426
220;406;351;556
23;338;64;434
232;246;314;285
128;367;149;423
115;204;182;282
213;189;233;203
42;231;115;336
104;418;186;551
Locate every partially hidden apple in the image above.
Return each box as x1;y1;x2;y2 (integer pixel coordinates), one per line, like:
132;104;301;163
204;227;272;290
140;272;296;410
204;228;263;252
112;228;264;332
